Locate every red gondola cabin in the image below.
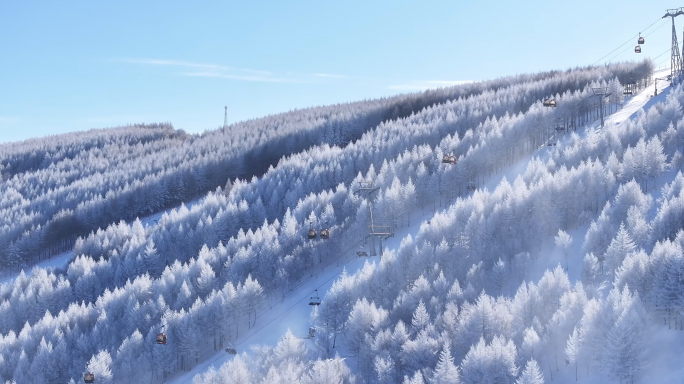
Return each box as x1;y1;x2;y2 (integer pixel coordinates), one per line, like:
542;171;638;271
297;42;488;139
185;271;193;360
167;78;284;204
156;333;167;345
442;155;457;164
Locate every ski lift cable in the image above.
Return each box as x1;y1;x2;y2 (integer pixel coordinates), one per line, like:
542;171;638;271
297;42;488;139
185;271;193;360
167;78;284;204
593;17;665;65
602;20;669;64
652;47;672;62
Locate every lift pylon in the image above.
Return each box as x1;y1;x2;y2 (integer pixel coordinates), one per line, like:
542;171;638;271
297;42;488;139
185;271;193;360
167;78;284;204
663;8;684;85
353;179;393;257
591;87;611;127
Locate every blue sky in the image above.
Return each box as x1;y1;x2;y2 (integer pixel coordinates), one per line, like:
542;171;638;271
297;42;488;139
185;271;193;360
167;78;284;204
0;0;675;143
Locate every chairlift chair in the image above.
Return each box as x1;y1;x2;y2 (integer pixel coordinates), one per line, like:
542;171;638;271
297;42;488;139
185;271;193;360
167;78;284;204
83;373;95;383
543;99;556;107
441;155;457;164
555;125;565;132
156;332;167;345
320;229;330;239
547;141;557;146
225;347;237;355
635;45;641;53
357;250;368;257
308;229;317;239
309;289;321;305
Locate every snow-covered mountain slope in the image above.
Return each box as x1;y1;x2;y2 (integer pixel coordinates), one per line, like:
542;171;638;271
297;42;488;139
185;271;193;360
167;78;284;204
0;62;659;384
189;70;676;384
291;69;684;384
1;67;589;278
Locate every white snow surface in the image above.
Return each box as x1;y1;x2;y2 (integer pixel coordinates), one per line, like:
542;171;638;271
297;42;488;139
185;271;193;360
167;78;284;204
175;75;676;383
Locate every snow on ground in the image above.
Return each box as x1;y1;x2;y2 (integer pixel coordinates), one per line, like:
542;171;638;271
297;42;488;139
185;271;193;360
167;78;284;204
519;74;684;384
172;73;677;383
0;251;74;285
171;83;662;383
140;197;204;227
526;72;673;285
543;318;684;384
170;206;436;383
0;197;204;286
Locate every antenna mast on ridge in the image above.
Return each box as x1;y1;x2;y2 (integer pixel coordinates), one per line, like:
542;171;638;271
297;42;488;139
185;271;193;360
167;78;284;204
224;106;228;128
663;8;684;85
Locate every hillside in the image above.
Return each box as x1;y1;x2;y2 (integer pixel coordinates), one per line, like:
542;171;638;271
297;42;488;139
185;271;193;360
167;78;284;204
189;68;684;384
1;61;676;384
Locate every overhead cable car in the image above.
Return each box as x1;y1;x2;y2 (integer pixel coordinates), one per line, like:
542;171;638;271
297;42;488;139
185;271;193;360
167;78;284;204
309;327;316;338
543;99;557;107
638;33;644;45
635;45;641;53
156;332;167;345
308;229;317;239
83;373;95;383
309;289;321;305
442;155;457;164
321;228;330;239
467;181;476;191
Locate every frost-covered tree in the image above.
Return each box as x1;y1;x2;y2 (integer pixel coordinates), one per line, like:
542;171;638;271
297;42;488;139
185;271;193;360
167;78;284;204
302;357;353;384
604;289;649;382
516;359;544;384
492;258;507;294
460;336;518;384
432;345;461;384
555;230;573;272
85;350;113;384
604;223;636;276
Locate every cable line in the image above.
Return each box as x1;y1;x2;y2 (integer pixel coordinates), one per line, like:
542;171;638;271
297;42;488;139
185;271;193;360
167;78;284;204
593;17;664;65
602;20;668;64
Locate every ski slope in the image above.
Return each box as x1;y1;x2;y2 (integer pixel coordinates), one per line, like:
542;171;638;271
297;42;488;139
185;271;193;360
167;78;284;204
173;75;674;383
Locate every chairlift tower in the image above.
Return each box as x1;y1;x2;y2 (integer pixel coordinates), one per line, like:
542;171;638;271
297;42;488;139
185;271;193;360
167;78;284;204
591;87;611;127
353;180;393;256
663;8;684;85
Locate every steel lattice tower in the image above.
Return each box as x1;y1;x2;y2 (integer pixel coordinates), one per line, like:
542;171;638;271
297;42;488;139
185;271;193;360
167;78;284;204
664;8;684;85
224;106;228;128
